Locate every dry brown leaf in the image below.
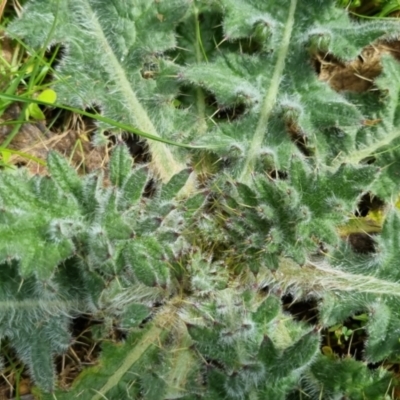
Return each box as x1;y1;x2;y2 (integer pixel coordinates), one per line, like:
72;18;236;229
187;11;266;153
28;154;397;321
317;39;400;92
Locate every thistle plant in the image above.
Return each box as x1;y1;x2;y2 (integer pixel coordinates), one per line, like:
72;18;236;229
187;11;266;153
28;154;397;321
2;0;400;399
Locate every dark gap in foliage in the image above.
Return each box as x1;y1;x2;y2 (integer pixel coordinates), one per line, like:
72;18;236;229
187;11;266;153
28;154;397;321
69;315;98;338
213;102;247;122
281;294;319;325
197;10;223;40
173;86;196;110
139;313;155;328
224;37;264;55
347;232;377;254
311;52;346;76
201;191;222;214
204;92;247;122
81;105;101;137
368;362;381;370
278;106;314;157
286;388;306;400
122;132;150;164
112;326;128;342
44;104;100;138
285;120;313;157
220;156;234;170
143;178;157;199
0;339;30;399
218;25;268;55
355;192;385;217
259;285;270;295
321;315;367;361
195;12;268;56
175;88;248;121
168;11;224;65
204;356;226;372
317;241;329;256
44;43;67;72
138;302;164;328
268;169;288;180
41;108;72;134
53;315;113;388
360;156;376;165
313;57;322;75
1;1;26;21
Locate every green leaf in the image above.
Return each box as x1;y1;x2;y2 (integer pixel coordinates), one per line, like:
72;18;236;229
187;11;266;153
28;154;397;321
26;103;45;120
0;172;78;277
47;151;83;200
119;303;150;329
302;356;394;399
26;89;57;120
109;143;133;188
278;331;320;377
120;167;149;207
37;88;57;104
123;237;170;288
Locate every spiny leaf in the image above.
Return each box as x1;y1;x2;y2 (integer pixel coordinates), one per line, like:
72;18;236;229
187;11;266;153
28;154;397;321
109;143;133;188
47;151;83;200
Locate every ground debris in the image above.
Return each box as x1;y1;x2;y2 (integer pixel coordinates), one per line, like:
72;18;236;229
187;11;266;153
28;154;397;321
0;103;108;176
316;39;400;92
